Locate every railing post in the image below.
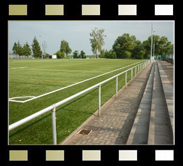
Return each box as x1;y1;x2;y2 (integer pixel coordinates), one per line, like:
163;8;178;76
116;76;118;98
132;68;133;78
131;69;132;80
135;66;136;76
52;105;57;145
98;84;101;117
125;72;127;88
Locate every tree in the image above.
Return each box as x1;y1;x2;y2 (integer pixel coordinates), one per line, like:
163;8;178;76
100;49;105;58
23;42;31;57
112;33;136;58
90;27;106;58
32;36;42;57
166;44;174;53
12;42;18;55
73;50;79;58
158;36;171;55
79;50;86;59
142;35;172;57
12;41;23;58
42;40;47;57
103;49;117;59
143;35;160;58
142;40;151;59
44;53;50;59
132;40;145;59
60;40;72;56
54;50;65;59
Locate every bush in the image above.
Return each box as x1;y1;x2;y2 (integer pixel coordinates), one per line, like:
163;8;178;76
123;51;131;59
104;50;117;59
54;50;65;59
44;53;50;59
73;50;79;58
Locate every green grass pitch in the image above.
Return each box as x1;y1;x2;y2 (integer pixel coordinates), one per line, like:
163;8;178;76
9;58;144;144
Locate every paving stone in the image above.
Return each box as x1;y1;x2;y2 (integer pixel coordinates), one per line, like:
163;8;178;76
61;63;153;145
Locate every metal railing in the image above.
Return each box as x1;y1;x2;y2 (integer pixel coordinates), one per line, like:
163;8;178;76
9;60;150;145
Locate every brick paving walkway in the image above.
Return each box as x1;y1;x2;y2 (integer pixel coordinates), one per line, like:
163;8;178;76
61;63;153;145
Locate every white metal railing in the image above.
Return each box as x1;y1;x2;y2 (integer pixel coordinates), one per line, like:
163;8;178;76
9;60;150;145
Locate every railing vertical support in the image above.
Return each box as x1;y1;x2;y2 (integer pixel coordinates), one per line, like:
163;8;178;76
98;84;101;117
125;72;127;88
116;76;118;98
52;105;57;145
131;69;132;80
132;68;133;78
135;66;136;76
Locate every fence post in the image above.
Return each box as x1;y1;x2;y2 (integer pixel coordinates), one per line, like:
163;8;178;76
125;72;127;88
132;68;133;78
116;76;118;98
98;84;101;117
52;105;57;145
131;69;132;80
135;66;136;76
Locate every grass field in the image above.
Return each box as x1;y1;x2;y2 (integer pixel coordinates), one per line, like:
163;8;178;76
9;58;145;144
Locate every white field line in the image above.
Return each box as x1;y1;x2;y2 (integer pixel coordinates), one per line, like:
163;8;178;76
9;61;143;103
11;67;27;69
9;96;36;103
9;99;25;103
10;96;35;99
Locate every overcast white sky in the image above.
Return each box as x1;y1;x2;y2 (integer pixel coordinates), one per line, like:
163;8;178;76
8;21;174;55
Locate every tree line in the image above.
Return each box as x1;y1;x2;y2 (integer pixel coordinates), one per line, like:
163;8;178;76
12;28;173;59
12;37;43;58
90;28;173;59
54;40;87;59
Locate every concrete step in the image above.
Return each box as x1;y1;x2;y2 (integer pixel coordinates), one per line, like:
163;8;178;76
126;62;155;145
157;62;174;143
148;61;173;145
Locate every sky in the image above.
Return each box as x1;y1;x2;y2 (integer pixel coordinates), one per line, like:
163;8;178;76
8;21;174;55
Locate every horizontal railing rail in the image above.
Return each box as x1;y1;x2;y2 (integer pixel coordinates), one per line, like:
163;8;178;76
9;60;150;145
